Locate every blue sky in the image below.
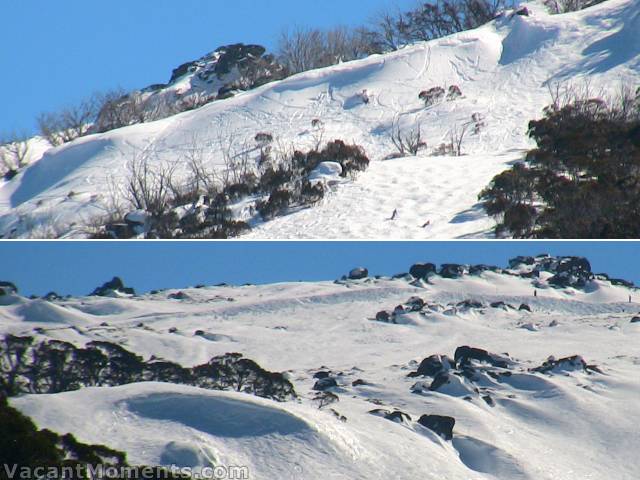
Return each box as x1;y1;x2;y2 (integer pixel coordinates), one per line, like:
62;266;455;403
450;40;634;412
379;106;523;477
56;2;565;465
0;0;416;135
3;241;639;296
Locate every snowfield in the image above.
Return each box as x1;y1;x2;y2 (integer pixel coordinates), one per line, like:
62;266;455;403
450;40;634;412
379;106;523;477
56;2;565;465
5;258;640;479
1;0;638;238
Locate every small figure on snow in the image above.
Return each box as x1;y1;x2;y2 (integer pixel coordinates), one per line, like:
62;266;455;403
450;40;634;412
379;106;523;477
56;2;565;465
389;209;398;220
421;220;431;228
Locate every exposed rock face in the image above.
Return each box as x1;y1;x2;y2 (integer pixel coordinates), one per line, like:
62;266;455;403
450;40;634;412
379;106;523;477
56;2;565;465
95;43;288;133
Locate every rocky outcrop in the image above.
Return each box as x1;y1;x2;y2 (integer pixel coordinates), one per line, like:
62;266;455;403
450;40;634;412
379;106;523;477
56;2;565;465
90;277;135;297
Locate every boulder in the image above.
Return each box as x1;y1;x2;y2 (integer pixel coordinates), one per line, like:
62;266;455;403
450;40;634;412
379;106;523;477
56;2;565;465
631;316;640;323
409;263;436;280
405;296;425;311
313;377;338;391
375;311;391;322
348;267;368;280
454;346;510;368
417;355;449;377
418;414;455;440
439;264;466;278
519;303;532;312
532;355;588;374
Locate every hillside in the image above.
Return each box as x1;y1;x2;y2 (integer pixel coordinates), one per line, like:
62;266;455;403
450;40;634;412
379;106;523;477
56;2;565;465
3;254;640;479
0;0;638;238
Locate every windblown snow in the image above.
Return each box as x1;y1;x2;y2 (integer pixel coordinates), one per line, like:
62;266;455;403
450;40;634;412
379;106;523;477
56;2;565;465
1;0;638;238
4;261;640;479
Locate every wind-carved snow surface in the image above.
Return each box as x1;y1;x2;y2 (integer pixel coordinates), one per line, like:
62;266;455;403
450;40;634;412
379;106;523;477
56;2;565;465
6;267;640;480
1;0;638;238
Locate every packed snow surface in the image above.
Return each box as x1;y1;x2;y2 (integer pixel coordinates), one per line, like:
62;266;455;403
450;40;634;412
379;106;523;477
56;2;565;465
1;0;638;238
6;267;640;479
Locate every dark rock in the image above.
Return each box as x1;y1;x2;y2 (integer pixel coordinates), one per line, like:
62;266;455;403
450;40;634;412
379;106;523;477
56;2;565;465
439;264;466;278
43;292;61;301
548;257;593;288
429;372;452;391
105;223;135;239
313;371;331;379
386;410;411;423
417;355;448;377
418;414;455;440
409;263;436;280
490;301;514;309
375;311;391;322
393;305;406;315
631;316;640;323
168;291;189;300
352;379;369;387
348;267;368;280
454;346;510;368
405;296;425;311
90;277;135;297
532;355;588;374
457;299;484;309
610;278;634;288
519;303;532;312
170;60;198;83
469;264;501;275
515;6;530;16
313;377;338;391
519;270;540;279
194;330;205;336
482;395;495;407
508;256;535;268
369;409;412;423
168;327;178;333
0;281;18;295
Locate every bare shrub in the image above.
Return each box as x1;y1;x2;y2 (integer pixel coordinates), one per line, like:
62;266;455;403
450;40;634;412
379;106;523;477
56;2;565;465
449;122;471;156
37;95;102;146
390;119;426;156
371;1;513;50
278;26;380;74
1;133;30;179
125;150;176;219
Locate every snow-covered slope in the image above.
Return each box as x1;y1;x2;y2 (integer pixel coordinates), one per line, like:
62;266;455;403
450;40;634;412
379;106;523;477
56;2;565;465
1;0;638;238
5;256;640;479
